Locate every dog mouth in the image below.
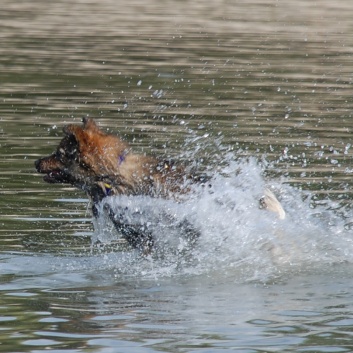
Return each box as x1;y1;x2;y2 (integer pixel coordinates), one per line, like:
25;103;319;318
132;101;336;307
42;170;67;183
35;158;71;184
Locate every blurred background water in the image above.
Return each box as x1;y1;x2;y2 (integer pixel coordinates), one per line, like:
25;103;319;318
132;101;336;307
2;0;353;352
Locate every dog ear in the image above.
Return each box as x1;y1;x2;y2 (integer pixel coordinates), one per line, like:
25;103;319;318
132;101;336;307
63;123;82;137
82;117;100;133
62;118;101;145
63;118;100;135
62;123;87;150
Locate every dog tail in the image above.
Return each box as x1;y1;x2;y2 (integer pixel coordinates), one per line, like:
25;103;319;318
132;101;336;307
261;188;286;220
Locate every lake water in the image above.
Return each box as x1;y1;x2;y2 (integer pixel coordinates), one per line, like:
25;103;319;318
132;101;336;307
2;0;353;352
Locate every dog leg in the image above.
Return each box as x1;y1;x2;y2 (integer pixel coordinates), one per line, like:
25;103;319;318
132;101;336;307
103;204;154;253
175;218;201;245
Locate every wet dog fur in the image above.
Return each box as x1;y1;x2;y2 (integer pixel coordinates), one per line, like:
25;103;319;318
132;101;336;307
35;118;285;252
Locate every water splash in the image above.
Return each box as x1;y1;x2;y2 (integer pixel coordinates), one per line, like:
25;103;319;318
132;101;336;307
91;156;353;282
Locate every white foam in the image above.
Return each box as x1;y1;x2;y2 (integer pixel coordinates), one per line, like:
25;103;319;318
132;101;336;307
92;156;353;282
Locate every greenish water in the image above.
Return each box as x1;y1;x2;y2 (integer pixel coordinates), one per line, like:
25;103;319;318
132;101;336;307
2;0;353;352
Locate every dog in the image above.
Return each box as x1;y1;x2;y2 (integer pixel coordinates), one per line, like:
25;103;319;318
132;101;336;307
35;118;285;252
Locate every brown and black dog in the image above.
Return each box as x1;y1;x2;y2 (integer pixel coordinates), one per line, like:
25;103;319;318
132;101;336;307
35;118;285;251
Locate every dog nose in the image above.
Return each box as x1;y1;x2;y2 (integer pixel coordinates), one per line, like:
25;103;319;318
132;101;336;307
34;159;41;171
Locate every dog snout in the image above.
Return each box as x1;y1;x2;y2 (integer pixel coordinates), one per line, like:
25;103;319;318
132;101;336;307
35;157;50;173
34;158;42;172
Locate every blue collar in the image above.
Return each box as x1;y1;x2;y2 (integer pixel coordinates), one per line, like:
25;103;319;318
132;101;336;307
118;152;126;165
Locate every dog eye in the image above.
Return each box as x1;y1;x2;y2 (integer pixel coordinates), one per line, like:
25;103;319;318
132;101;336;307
56;147;77;161
67;148;77;157
55;148;65;160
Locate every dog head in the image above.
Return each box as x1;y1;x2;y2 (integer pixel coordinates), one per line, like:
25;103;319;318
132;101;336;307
35;118;129;200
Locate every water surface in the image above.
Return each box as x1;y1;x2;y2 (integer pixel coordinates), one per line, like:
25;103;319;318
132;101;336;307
2;0;353;352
